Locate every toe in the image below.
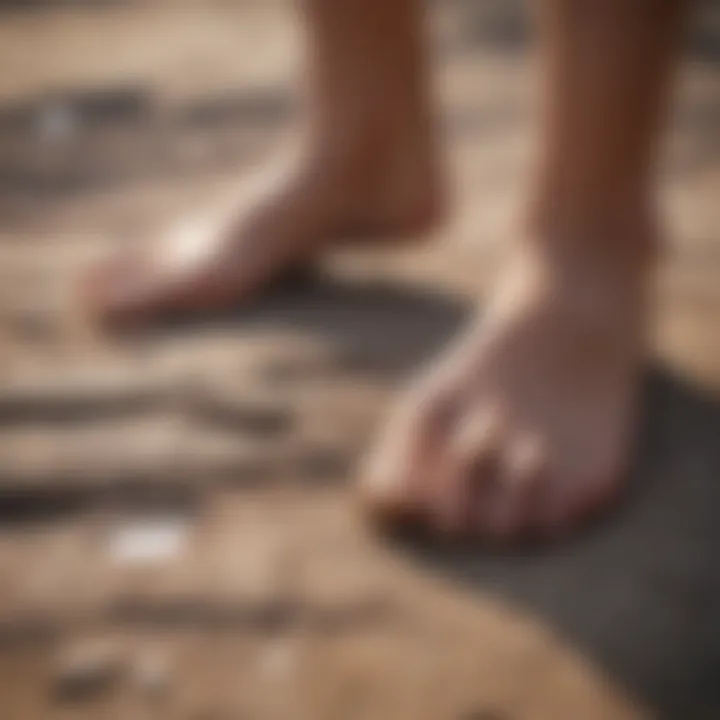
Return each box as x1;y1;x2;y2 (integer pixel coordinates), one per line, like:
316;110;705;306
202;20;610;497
81;218;232;326
360;385;459;527
536;463;622;537
484;434;545;542
82;239;205;327
434;409;502;537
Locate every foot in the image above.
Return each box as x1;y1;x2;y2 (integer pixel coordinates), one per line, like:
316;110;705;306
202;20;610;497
361;235;651;541
81;133;443;327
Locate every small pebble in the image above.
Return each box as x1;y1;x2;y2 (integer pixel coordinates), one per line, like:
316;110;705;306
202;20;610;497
132;651;171;697
36;101;79;145
109;516;189;565
53;640;126;701
260;639;295;679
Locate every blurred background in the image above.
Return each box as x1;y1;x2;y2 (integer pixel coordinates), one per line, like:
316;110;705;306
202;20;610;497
0;2;718;719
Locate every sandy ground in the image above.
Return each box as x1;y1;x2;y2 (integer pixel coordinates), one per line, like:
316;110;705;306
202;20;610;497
0;2;719;719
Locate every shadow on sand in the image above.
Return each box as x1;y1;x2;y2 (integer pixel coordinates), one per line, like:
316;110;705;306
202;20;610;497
154;270;720;718
391;367;720;720
136;267;474;382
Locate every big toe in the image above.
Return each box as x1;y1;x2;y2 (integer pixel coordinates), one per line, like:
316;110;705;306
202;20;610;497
359;388;457;528
81;237;227;328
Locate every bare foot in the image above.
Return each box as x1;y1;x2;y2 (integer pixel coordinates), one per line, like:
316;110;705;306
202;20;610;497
361;235;651;541
82;134;443;326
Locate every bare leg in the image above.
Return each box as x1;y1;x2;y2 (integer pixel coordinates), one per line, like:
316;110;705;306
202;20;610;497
83;0;443;326
362;0;686;540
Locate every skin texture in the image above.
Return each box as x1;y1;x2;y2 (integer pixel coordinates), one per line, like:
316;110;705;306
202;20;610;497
361;0;684;539
360;237;651;539
82;0;443;326
83;0;686;540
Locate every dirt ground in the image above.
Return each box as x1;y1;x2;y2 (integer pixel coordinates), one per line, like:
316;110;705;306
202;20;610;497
0;2;718;719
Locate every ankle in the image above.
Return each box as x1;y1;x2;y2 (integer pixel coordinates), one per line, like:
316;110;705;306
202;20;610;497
523;193;659;273
301;115;445;233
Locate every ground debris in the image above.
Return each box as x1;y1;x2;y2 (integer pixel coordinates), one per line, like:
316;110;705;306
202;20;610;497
51;638;127;702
